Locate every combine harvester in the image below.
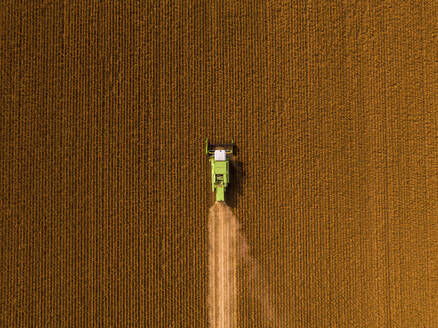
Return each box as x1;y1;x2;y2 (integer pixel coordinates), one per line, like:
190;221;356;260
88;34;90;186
206;138;234;202
206;138;238;328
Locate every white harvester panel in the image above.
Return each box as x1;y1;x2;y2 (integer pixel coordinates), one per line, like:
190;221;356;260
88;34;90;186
214;150;226;161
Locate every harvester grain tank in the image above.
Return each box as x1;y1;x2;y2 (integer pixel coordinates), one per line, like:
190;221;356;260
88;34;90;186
205;139;235;202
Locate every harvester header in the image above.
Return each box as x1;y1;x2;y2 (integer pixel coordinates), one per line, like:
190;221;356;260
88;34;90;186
206;138;235;202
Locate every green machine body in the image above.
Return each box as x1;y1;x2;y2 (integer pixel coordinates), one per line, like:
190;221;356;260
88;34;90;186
205;139;234;202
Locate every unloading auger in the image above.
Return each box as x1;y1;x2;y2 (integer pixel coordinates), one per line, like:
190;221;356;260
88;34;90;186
205;138;235;202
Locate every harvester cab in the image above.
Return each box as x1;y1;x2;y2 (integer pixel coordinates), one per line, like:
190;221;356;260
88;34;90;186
206;138;234;202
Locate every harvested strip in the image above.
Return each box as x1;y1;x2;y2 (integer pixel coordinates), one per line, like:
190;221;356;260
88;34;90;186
208;202;238;328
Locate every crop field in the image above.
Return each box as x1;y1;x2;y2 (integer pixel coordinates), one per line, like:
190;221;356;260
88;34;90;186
1;1;438;327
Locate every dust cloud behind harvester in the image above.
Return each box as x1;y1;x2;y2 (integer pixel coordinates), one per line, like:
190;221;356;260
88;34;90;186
208;202;287;327
208;202;238;328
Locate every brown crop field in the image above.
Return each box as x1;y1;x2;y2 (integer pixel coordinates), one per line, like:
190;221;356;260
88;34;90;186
1;1;438;327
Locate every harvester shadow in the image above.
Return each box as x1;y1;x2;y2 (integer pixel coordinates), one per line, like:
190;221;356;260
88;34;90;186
226;146;244;208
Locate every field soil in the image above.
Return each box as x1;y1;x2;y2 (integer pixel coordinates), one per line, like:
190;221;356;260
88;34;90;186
1;1;438;327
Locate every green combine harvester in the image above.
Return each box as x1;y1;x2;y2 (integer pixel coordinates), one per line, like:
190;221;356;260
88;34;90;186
206;139;235;202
